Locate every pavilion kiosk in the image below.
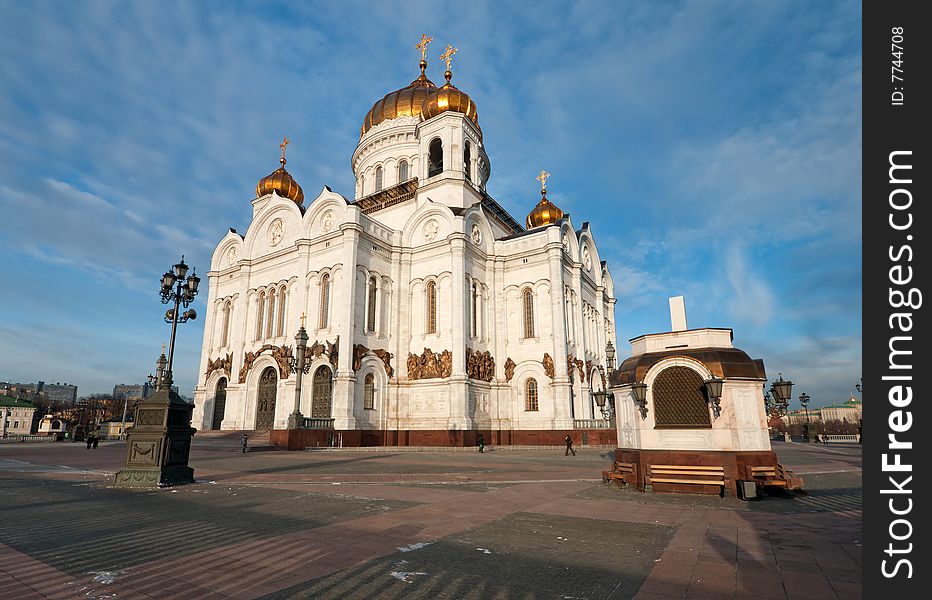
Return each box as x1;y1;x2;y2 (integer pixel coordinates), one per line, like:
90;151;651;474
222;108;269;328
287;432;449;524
608;297;799;496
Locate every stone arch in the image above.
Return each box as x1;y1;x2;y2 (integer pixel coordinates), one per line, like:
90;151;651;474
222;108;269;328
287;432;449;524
643;357;713;429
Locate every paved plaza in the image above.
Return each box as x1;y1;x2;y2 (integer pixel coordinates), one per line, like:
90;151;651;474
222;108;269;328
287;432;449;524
1;441;861;599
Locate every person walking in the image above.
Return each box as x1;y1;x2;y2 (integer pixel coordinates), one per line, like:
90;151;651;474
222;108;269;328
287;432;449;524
92;431;99;449
564;434;576;456
85;433;93;450
241;433;248;454
477;433;485;453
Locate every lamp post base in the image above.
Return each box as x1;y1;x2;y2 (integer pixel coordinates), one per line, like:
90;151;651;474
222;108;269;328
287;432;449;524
287;411;305;430
113;388;196;488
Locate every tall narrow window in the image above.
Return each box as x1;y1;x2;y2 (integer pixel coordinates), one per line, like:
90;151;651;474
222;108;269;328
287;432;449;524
523;288;535;339
525;378;539;411
398;160;408;182
319;274;330;329
428;138;443;177
363;373;375;410
256;292;265;341
367;276;377;333
221;300;231;347
463;141;472;182
471;283;478;338
277;286;287;337
266;288;276;339
426;280;437;334
375;166;383;192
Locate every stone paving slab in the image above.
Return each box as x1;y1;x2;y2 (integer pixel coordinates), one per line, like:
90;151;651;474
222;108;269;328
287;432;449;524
0;441;862;599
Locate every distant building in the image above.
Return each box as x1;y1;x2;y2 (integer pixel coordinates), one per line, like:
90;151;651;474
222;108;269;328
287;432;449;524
782;397;862;426
113;383;150;400
37;414;69;437
1;395;37;437
38;382;78;404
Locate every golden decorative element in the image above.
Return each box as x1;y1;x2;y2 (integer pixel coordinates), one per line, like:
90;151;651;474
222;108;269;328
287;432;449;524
416;34;433;61
542;353;555;380
352;343;394;378
360;46;438;137
440;44;457;71
256;138;304;205
504;358;517;382
466;347;495;382
406;348;453;380
238;344;295;383
525;173;564;229
300;312;306;328
205;352;233;380
567;354;585;382
279;136;290;162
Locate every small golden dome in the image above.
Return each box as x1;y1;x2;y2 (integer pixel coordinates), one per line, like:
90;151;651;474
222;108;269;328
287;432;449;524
256;154;304;205
420;70;479;129
526;191;564;229
361;60;437;137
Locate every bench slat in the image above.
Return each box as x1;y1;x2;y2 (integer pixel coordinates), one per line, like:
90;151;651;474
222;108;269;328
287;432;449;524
651;464;724;471
649;478;725;486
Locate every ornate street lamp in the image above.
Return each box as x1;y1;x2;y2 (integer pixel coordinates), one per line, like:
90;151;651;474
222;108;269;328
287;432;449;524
799;392;811;441
159;256;199;388
605;340;616;371
703;376;724;419
631;381;648;419
768;373;792;418
592;389;614;421
287;314;313;429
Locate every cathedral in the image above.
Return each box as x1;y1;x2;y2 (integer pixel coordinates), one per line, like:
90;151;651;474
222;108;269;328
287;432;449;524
192;40;618;446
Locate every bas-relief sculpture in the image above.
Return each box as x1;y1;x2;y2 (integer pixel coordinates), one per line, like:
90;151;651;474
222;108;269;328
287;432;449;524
407;348;453;380
542;353;555;380
465;347;495;382
503;357;517;382
353;343;395;378
205;352;233;380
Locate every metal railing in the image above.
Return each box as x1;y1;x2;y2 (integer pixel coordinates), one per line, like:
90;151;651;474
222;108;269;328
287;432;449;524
573;419;613;429
303;418;335;430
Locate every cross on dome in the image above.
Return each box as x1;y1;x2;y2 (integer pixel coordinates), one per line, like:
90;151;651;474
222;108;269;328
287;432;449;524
416;34;433;61
537;170;551;193
440;44;458;71
279;136;290;166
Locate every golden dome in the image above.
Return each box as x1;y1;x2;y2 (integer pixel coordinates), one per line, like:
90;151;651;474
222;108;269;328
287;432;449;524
526;191;564;229
256;156;304;205
361;60;437;137
420;70;479;129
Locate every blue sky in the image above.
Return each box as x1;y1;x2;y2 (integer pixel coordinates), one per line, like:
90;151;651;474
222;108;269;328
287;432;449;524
0;1;861;409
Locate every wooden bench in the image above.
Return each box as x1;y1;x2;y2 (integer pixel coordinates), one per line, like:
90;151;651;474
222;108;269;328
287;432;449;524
647;464;726;494
602;461;637;486
746;463;804;491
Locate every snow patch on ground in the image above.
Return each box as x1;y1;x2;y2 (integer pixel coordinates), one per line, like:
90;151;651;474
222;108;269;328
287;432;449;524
476;547;492;554
391;570;428;583
87;570;125;584
397;541;433;552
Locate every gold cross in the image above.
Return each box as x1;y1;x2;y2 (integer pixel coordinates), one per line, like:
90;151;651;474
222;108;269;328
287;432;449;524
416;34;433;61
279;136;290;163
440;44;457;71
537;170;551;191
300;312;306;328
161;343;166;354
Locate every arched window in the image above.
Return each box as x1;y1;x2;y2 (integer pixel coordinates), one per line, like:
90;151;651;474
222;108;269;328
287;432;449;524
363;373;375;410
428;138;443;177
525;378;539;411
255;291;265;341
426;280;437;334
319;274;330;329
359;174;365;196
221;300;231;347
277;286;287;337
367;276;377;333
266;288;276;339
471;282;478;338
652;366;712;428
375;166;383;192
522;288;535;339
463;141;472;182
398;160;409;182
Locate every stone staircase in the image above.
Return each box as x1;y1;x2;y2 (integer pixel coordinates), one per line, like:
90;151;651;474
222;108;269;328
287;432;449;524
191;429;275;452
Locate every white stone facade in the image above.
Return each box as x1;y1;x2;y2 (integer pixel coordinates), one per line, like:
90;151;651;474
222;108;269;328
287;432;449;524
610;305;771;453
192;80;617;434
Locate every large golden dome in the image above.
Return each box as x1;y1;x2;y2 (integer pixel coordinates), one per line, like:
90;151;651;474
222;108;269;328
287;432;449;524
526;190;564;229
360;60;437;137
256;144;304;205
420;70;479;129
